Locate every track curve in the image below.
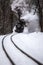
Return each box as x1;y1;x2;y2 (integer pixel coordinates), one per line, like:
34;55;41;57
2;33;43;65
2;35;16;65
11;34;43;65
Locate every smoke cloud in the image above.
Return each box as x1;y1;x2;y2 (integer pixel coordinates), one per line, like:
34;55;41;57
11;0;41;33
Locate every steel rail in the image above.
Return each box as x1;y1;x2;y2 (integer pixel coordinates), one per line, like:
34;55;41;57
11;34;43;65
2;35;15;65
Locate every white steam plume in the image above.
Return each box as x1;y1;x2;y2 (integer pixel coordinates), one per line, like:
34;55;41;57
11;0;41;33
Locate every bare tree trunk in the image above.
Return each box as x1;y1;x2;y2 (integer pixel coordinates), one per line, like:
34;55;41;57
37;0;42;31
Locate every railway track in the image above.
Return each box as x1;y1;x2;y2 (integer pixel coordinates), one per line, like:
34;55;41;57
2;35;16;65
11;34;43;65
2;34;43;65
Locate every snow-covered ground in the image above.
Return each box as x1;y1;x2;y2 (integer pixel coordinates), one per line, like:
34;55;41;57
0;32;43;65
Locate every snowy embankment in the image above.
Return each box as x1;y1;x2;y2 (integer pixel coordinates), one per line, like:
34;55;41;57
0;32;43;65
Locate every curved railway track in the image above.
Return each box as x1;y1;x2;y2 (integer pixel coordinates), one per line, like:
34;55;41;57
11;34;43;65
2;34;43;65
2;35;15;65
